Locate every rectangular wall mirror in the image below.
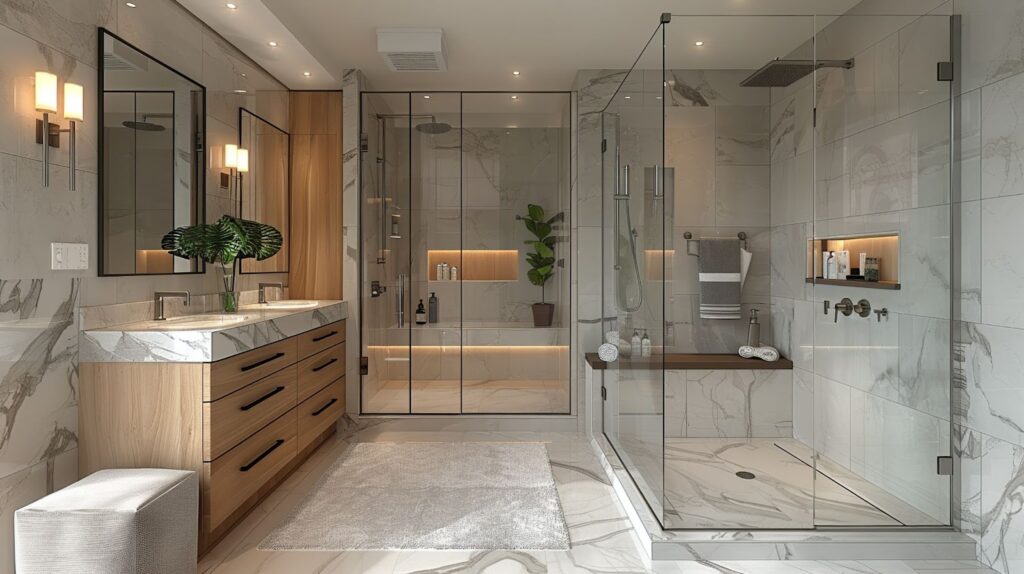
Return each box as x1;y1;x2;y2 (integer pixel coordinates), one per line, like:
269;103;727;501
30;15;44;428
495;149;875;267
239;108;290;274
99;28;206;276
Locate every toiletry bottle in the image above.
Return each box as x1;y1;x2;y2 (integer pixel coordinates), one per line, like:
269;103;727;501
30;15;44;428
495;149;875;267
822;251;832;279
826;252;837;279
640;329;652;357
630;329;642;357
428;292;438;323
436;263;444;282
415;299;427;325
746;308;761;347
442;262;450;281
450;266;458;281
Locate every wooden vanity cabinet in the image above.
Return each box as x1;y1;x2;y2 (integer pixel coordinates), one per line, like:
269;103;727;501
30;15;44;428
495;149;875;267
80;320;346;553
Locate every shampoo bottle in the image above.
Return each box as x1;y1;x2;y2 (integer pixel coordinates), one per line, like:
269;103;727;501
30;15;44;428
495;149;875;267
442;262;450;281
640;330;652;357
428;292;438;324
415;300;427;325
450;266;458;281
630;329;642;357
436;263;444;281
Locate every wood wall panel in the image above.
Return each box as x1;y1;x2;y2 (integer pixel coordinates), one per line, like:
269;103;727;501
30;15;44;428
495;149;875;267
289;91;343;300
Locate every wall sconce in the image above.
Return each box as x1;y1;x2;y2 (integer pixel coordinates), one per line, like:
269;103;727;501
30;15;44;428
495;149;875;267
34;71;83;190
223;144;249;199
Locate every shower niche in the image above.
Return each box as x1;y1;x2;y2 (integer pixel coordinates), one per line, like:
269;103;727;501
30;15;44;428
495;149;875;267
359;92;571;415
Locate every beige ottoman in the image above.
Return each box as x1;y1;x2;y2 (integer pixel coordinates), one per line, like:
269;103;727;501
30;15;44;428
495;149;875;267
15;469;198;574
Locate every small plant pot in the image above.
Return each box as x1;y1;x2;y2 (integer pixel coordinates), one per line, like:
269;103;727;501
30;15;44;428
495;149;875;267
532;303;554;327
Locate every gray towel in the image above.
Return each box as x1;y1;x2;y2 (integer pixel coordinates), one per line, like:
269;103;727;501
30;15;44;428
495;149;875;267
698;238;741;320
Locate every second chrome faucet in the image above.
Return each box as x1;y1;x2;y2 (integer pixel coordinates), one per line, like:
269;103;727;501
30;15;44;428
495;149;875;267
154;291;190;320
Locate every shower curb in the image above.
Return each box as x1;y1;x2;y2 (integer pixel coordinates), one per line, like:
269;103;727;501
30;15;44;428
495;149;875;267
589;434;978;561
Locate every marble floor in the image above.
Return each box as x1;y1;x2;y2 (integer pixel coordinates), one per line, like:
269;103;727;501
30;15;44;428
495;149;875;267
361;379;570;414
198;420;996;574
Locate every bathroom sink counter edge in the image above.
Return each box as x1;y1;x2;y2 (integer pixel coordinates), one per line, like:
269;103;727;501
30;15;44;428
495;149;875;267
81;300;348;363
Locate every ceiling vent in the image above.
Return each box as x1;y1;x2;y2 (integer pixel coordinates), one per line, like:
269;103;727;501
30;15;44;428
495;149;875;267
102;35;148;72
377;27;447;72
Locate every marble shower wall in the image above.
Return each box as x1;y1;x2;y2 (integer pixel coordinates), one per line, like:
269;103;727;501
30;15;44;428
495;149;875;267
953;1;1024;572
0;1;289;572
769;4;955;526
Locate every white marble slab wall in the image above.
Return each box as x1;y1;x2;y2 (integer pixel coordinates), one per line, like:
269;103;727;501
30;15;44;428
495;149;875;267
342;70;362;415
952;1;1024;572
0;2;289;572
769;2;959;531
664;369;793;439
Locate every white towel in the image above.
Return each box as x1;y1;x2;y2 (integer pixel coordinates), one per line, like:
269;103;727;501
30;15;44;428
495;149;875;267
740;247;752;289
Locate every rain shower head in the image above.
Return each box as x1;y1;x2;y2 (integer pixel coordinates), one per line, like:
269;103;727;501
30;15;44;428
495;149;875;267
121;120;166;132
415;121;452;135
740;58;854;87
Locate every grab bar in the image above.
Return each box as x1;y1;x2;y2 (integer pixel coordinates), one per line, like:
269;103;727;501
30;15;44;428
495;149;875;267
396;273;406;328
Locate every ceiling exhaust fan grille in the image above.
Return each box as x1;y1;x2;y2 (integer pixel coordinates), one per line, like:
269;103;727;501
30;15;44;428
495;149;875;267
377;27;447;72
383;52;444;71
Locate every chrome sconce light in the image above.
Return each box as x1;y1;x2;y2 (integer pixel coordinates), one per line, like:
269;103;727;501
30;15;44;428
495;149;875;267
35;71;83;190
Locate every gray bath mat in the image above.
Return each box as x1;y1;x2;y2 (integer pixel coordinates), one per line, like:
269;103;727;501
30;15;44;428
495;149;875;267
260;442;570;551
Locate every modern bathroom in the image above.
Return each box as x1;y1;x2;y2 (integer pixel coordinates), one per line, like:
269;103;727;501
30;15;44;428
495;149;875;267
0;1;1021;573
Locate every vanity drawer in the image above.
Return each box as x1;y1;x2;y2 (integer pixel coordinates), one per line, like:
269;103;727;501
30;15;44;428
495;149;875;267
205;410;297;531
297;378;344;451
296;343;346;404
204;366;297;461
207;338;298;401
296;321;345;360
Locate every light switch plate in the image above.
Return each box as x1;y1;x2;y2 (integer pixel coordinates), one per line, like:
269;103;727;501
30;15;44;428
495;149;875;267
51;243;88;270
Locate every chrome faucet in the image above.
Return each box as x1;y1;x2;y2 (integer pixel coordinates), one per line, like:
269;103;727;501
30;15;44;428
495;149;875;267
154;291;191;321
258;282;284;304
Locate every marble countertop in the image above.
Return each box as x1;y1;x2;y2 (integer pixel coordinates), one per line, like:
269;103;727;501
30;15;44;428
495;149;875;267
80;300;348;363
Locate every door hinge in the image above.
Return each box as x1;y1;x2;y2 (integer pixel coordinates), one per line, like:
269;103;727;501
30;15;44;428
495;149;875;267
601;138;607;153
360;133;369;153
937;61;954;82
601;386;607;401
936;455;953;476
360;356;369;375
812;107;817;128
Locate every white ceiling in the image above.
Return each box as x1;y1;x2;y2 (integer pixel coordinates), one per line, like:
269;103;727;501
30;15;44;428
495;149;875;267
180;0;949;91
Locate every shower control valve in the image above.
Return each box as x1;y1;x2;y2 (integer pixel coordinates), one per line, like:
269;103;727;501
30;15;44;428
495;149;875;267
370;280;386;298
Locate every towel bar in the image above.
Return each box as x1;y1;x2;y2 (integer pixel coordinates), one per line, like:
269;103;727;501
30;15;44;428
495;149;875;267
684;231;747;256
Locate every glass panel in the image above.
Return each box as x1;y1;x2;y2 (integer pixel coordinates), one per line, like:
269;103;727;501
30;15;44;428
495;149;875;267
461;92;572;414
411;93;462;414
361;93;412;414
810;12;953;527
601;23;667;524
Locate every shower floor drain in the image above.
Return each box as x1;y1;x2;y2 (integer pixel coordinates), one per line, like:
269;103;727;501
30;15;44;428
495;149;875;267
735;471;756;480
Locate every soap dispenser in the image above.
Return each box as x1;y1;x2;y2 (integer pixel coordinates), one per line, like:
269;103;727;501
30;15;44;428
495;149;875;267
415;299;427;325
428;292;438;324
630;329;642;357
746;308;761;347
640;329;652;357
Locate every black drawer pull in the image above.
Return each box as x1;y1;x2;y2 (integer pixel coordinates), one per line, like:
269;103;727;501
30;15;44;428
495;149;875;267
311;330;338;343
240;352;286;372
239;439;285;472
312;398;338;416
239;386;286;411
311;357;338;372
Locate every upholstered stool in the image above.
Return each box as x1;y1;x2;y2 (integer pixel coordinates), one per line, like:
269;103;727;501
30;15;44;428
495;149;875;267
15;468;198;574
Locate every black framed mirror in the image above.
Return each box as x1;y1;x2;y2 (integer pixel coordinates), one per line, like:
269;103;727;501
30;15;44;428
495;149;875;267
238;108;290;274
98;28;206;276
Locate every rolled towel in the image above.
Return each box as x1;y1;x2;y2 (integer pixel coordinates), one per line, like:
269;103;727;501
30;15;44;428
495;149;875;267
598;343;619;363
738;345;780;362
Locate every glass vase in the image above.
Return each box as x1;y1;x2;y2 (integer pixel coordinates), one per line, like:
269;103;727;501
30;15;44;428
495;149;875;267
217;261;239;313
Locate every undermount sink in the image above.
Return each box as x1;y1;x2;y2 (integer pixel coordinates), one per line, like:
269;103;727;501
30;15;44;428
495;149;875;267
139;314;255;330
247;300;320;310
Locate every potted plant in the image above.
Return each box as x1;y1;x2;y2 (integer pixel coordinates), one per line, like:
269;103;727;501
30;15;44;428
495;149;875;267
161;215;283;313
519;203;563;327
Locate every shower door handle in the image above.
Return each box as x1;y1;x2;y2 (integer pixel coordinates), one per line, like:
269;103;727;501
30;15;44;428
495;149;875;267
396;274;407;328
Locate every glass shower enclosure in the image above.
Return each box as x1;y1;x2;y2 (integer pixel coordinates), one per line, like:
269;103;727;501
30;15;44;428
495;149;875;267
601;11;957;530
360;91;572;415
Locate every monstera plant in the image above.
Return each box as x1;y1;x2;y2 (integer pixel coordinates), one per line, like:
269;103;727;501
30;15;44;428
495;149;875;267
519;203;563;327
162;215;283;312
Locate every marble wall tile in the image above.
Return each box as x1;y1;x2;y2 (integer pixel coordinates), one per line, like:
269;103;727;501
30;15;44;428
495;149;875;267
981;70;1024;200
898;314;950;420
979;433;1024;574
664;370;686;439
667;70;769;108
900;204;952;319
715;106;769;166
769;222;810;301
115;0;203;81
898;14;952;117
0;0;115;69
0;449;77;574
715;165;770;228
769;84;814;164
812;305;900;402
666;107;715;227
772;151;813;226
792;367;814;446
962;321;1024;448
953;424;983;537
960;88;983;204
957;0;1024;94
958;200;982;324
981;194;1024;328
814;375;853;467
685;369;792;439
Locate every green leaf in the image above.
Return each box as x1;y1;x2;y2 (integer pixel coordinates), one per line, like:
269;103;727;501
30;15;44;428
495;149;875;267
532;222;551;240
528;204;544;222
534;241;554;259
161;215;282;265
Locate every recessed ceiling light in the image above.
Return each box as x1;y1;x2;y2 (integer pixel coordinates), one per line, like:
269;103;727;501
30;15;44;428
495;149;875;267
268;41;278;47
624;95;631;99
511;95;518;100
233;89;247;94
423;95;431;99
694;41;705;46
303;71;312;77
125;1;136;6
512;70;520;76
240;73;247;77
226;2;237;8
